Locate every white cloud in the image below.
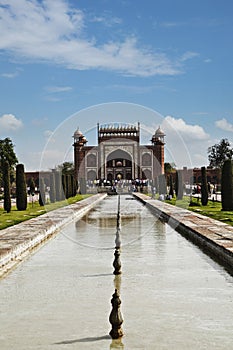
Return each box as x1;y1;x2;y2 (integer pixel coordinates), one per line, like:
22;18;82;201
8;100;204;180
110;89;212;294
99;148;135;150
91;14;122;26
1;72;18;78
45;86;73;93
0;0;194;77
163;116;209;140
215;118;233;132
140;116;210;168
180;51;199;62
159;116;210;168
0;114;23;131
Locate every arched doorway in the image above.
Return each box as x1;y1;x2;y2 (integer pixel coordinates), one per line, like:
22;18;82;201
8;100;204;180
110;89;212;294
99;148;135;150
106;149;132;181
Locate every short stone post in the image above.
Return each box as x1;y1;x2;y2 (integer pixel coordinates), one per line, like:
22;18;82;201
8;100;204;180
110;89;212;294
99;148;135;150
113;248;122;275
115;227;121;249
109;289;124;339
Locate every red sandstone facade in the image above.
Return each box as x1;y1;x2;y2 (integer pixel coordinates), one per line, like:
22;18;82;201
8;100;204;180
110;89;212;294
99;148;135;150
73;123;165;182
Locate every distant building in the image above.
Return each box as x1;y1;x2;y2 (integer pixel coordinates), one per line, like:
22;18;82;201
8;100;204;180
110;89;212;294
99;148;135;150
168;167;221;186
73;122;165;182
25;171;51;188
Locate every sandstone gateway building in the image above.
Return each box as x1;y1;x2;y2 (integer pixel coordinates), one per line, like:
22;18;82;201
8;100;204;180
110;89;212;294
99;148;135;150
73;123;165;184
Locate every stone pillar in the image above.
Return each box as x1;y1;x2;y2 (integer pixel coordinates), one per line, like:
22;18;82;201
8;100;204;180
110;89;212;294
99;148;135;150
109;289;124;339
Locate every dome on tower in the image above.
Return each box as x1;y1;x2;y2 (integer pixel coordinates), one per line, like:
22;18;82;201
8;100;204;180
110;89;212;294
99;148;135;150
154;126;165;137
151;126;165;144
73;127;83;139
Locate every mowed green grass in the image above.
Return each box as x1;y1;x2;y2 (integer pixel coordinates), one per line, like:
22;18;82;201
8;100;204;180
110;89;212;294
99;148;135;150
0;194;91;230
165;196;233;226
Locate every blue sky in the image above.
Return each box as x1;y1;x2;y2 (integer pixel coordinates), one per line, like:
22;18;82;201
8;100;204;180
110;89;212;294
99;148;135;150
0;0;233;171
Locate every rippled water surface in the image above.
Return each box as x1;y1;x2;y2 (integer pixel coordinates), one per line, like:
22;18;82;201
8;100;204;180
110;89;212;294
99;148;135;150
0;195;233;349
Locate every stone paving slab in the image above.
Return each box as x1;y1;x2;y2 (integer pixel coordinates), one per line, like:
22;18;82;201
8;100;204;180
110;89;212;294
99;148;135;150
134;193;233;273
0;193;107;277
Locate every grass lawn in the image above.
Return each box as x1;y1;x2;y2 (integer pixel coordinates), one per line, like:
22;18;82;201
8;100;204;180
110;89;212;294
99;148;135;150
164;195;233;227
0;194;91;230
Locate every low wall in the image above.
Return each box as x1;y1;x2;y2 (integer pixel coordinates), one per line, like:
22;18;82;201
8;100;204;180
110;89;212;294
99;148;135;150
134;193;233;274
0;193;107;277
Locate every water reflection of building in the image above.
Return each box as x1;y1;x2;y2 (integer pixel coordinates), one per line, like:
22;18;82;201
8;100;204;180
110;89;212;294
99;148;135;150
73;123;165;182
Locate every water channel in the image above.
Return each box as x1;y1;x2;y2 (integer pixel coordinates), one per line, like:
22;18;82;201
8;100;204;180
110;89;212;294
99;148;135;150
0;195;233;349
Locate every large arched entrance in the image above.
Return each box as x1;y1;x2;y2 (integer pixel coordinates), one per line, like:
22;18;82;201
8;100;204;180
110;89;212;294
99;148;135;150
106;149;132;181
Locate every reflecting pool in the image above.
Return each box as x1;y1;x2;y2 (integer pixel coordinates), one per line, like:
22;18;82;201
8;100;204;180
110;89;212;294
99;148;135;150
0;195;232;349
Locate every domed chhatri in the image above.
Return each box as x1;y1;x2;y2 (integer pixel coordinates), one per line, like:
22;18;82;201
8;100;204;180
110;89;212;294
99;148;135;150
73;126;83;137
151;126;165;144
73;127;87;145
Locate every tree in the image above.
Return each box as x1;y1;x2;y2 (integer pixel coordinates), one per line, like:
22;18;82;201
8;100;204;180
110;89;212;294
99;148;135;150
221;159;233;211
39;177;46;206
158;174;167;195
3;160;11;213
208;138;233;168
66;175;73;199
71;175;77;197
169;174;174;198
55;162;74;175
54;170;65;201
79;178;86;195
49;172;56;203
164;162;176;174
28;177;35;195
0;137;18;183
201;166;208;206
175;170;183;200
28;177;35;207
16;164;27;211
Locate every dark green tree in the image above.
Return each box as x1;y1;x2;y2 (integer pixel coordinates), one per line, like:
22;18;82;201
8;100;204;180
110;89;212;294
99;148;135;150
56;162;74;175
49;172;56;203
208;138;233;168
164;162;176;174
39;177;46;206
79;178;86;195
65;175;73;199
28;177;35;195
28;177;36;207
16;164;27;211
201;166;208;205
0;137;18;183
221;159;233;211
55;170;65;201
158;174;167;195
175;170;183;200
169;174;174;198
62;174;67;198
3;160;11;213
71;175;77;197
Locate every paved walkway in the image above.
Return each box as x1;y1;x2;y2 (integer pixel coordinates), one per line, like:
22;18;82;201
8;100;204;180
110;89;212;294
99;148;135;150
0;193;107;277
134;193;233;273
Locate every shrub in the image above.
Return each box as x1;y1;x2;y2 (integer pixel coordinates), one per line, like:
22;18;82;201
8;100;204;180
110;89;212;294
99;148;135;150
39;177;46;206
175;170;183;200
158;174;167;194
3;160;11;213
49;172;56;203
169;174;174;197
201;166;208;206
16;164;27;210
221;159;233;211
79;178;86;194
